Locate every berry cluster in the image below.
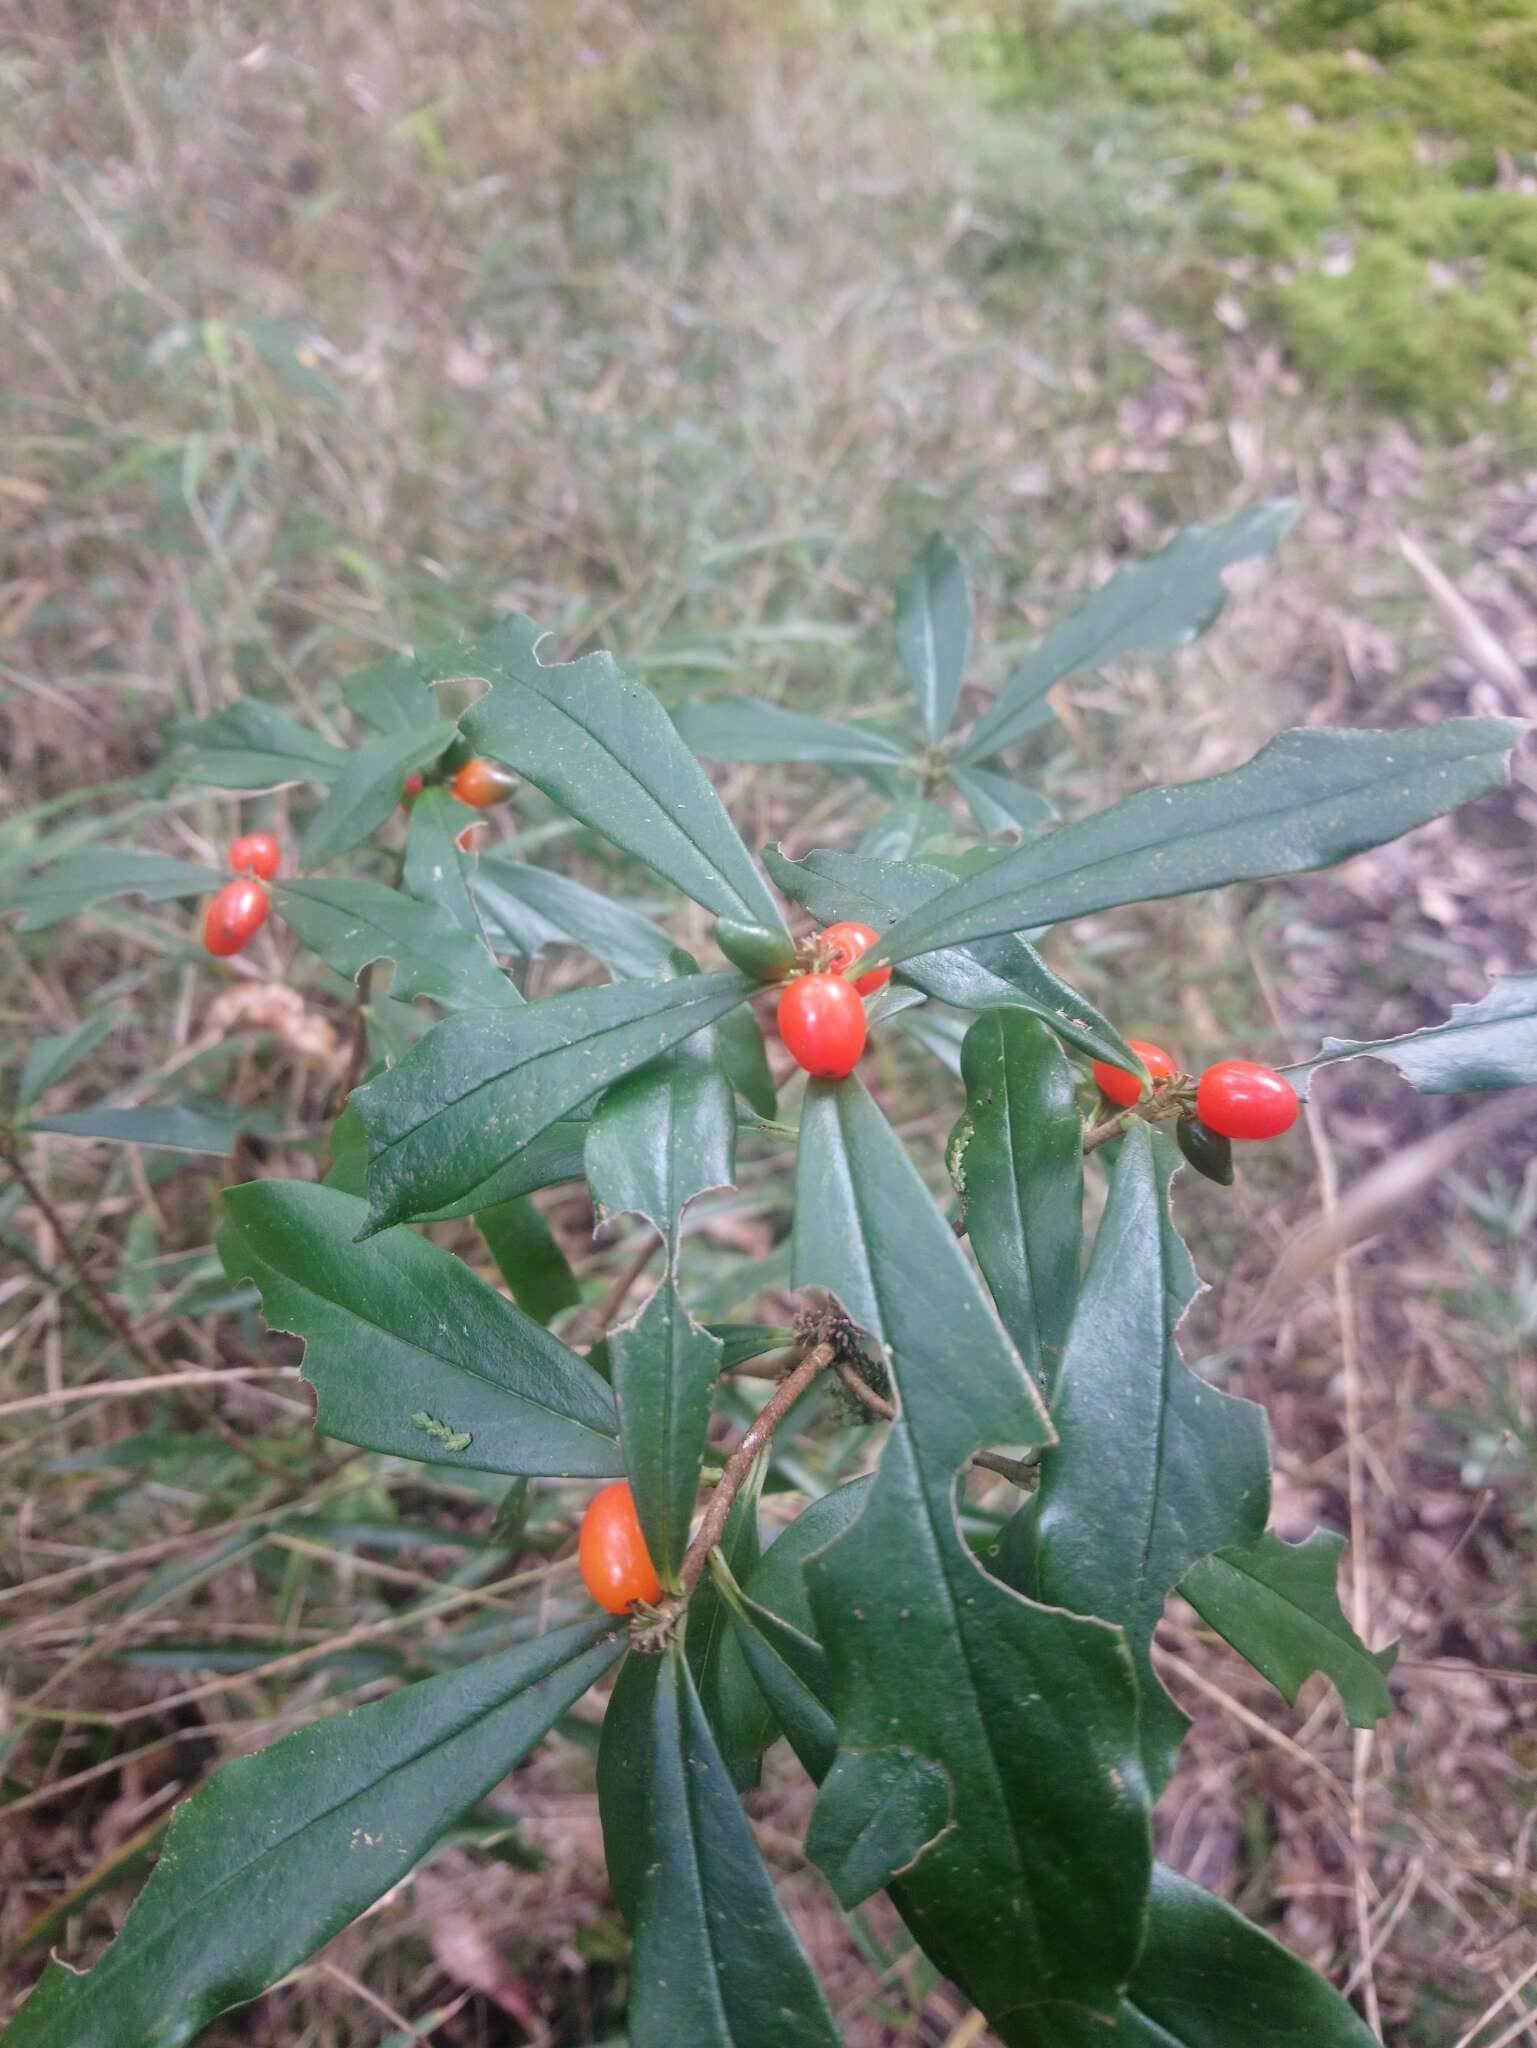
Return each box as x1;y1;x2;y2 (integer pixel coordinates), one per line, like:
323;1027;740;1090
1091;1038;1298;1142
203;834;282;958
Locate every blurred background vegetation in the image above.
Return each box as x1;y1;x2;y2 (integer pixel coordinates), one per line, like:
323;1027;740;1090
1;4;1533;2044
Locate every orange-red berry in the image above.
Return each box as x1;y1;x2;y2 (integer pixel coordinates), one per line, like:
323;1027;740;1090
203;878;269;958
227;831;281;881
820;919;891;996
579;1482;662;1614
451;758;516;809
777;972;867;1079
1092;1039;1178;1110
402;773;424;804
1196;1060;1298;1142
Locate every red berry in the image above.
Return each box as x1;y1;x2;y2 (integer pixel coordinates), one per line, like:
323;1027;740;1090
451;758;516;809
1196;1059;1298;1142
1092;1038;1178;1109
402;773;424;804
579;1482;662;1614
820;919;891;996
777;972;867;1078
203;878;269;958
227;831;281;881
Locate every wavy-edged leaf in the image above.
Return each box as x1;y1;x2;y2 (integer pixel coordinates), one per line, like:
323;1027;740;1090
166;699;349;789
451;615;790;938
959;500;1298;764
354;971;753;1231
596;1645;840;2048
896;532;972;741
342;649;440;734
1036;1125;1269;1792
951;763;1055;839
471;854;677;980
764;844;1136;1071
585;1035;737;1263
793;1076;1151;2022
273;879;519;1011
403;786;486;935
301;720;457;865
475;1194;579;1326
673;695;910;769
949;1013;1083;1395
17;1012;118;1109
1286;969;1537;1100
607;1280;723;1586
218;1182;620;1476
11;851;221;932
1181;1528;1396;1727
4;1619;622;2048
877;720;1524;967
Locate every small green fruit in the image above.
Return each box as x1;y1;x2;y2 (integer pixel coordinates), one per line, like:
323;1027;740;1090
714;917;797;983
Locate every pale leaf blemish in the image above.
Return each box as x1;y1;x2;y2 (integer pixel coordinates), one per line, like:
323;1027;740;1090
409;1410;474;1454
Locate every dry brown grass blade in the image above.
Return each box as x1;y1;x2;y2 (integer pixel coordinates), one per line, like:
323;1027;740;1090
1398;532;1530;702
1232;1087;1537;1345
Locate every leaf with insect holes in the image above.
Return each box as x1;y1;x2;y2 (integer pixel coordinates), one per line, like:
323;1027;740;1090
217;1181;621;1476
272;879;519;1011
449;615;790;939
596;1645;841;2048
791;1075;1151;2021
959;500;1298;764
1285;969;1537;1099
1181;1528;1396;1728
2;1620;622;2048
673;695;911;769
1035;1124;1270;1794
896;532;973;741
585;1034;737;1260
11;851;223;932
353;971;754;1232
166;699;350;789
875;720;1525;967
301;721;457;865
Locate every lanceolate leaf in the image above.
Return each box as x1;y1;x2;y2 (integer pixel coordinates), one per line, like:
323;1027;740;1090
30;1105;254;1153
301;720;457;866
11;851;222;932
875;720;1523;967
949;1013;1083;1394
403;786;486;935
959;500;1298;764
896;532;972;741
1181;1529;1396;1727
4;1620;622;2048
596;1646;841;2048
475;1194;580;1325
342;649;441;734
716;1003;778;1119
472;854;677;980
354;971;754;1231
792;1077;1152;2023
1035;1125;1269;1792
950;764;1055;838
673;695;910;770
607;1281;724;1585
218;1182;621;1476
585;1036;737;1260
689;1458;775;1787
272;880;519;1011
450;615;790;939
167;699;349;789
1285;969;1537;1099
764;844;1137;1072
713;1553;836;1782
17;1011;117;1110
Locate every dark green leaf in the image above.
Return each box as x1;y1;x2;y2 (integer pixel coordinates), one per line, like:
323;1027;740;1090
403;787;486;936
1176;1113;1234;1186
167;699;349;789
855;799;950;862
763;844;1137;1071
472;854;677;980
4;1619;621;2048
17;1012;117;1110
877;720;1523;966
1036;1125;1269;1791
959;501;1298;764
596;1646;840;2048
673;695;910;769
792;1077;1151;2019
1181;1528;1396;1727
950;764;1055;838
949;1013;1083;1394
218;1182;621;1476
608;1280;723;1584
688;1457;774;1788
273;880;519;1011
30;1105;251;1153
807;1749;952;1910
301;721;457;866
11;851;221;932
716;1004;777;1119
585;1036;737;1260
475;1194;580;1325
342;650;441;734
711;1550;835;1780
1286;969;1537;1099
452;615;790;939
896;532;972;741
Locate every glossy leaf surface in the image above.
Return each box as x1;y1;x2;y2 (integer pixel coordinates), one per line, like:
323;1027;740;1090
273;880;519;1011
301;720;457;865
1286;969;1537;1099
403;786;486;935
585;1035;737;1261
674;695;910;768
607;1279;723;1584
896;531;972;740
